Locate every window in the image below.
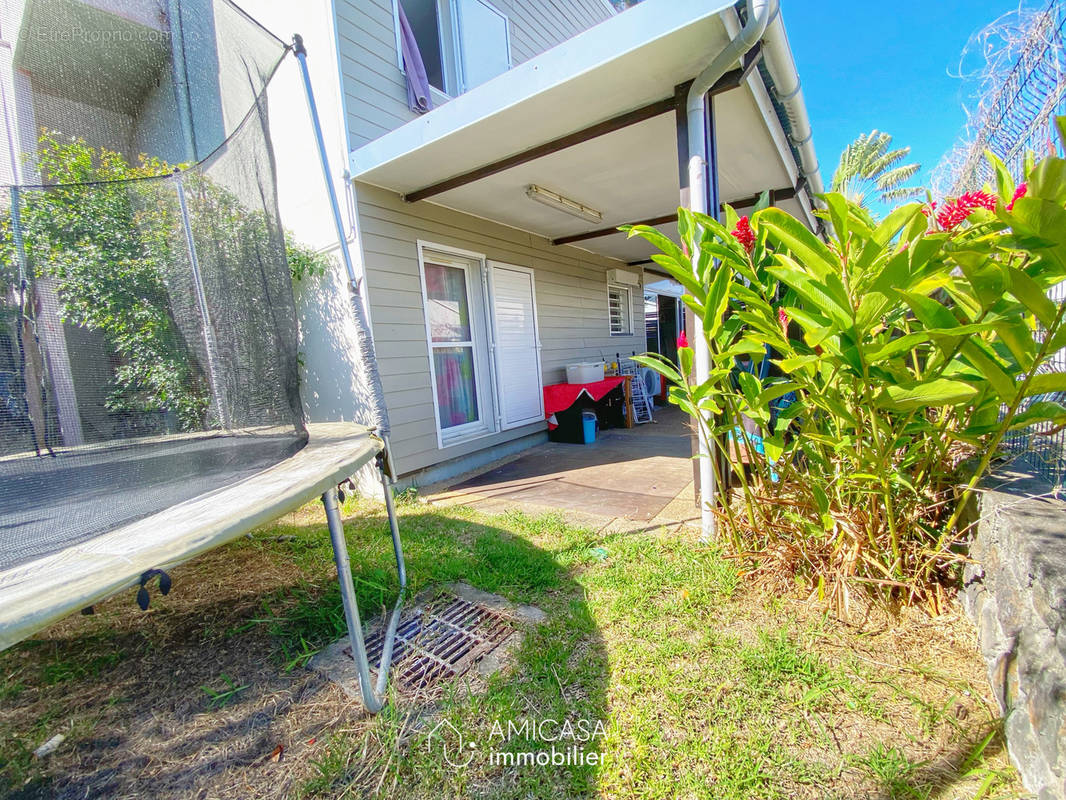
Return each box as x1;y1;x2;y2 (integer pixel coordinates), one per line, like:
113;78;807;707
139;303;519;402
395;0;510;96
608;285;632;336
397;0;456;94
454;0;510;90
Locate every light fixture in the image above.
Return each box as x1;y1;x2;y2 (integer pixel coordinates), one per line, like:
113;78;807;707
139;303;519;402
525;184;603;223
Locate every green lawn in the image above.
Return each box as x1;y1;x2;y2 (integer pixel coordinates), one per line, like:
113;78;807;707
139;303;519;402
0;499;1021;799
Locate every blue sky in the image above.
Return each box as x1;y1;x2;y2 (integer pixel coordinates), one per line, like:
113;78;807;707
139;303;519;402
782;0;1019;207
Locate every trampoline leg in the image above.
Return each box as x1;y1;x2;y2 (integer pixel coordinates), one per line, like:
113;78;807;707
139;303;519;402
380;460;407;589
321;485;406;713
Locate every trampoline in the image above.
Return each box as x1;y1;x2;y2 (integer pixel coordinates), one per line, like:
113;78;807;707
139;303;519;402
0;2;405;711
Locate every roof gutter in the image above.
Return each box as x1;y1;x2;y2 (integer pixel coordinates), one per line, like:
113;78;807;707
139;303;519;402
759;6;824;200
685;0;776;199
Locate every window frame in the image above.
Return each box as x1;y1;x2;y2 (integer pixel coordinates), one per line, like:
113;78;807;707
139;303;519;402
391;0;456;101
452;0;512;93
416;241;496;449
391;0;511;99
607;283;633;337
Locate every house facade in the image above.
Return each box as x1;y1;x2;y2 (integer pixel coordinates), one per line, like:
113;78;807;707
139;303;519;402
0;0;823;490
334;0;653;484
326;0;822;487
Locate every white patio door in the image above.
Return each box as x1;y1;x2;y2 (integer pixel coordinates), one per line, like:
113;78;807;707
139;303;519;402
420;248;493;445
489;262;543;429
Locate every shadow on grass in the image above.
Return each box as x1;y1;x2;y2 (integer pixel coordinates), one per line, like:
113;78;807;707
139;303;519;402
0;503;609;800
849;726;1011;800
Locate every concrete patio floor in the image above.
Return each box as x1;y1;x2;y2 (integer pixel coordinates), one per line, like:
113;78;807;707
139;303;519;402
427;405;700;534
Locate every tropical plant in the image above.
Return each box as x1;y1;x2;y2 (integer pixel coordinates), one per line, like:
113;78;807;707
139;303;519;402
626;118;1066;613
831;130;923;208
285;232;334;283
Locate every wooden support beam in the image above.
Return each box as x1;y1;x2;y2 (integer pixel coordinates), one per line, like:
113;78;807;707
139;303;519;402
552;213;679;246
404;93;684;203
549;183;796;247
402;49;762;205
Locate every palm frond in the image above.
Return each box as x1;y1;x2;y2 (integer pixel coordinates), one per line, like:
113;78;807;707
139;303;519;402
831;130;923;212
863;147;912;179
875;163;921;191
879;185;926;203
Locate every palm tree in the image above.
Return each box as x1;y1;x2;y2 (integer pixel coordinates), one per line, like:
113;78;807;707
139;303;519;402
831;130;923;208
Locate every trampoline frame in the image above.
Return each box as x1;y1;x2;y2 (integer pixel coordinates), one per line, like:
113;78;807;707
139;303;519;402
296;34;407;712
0;22;409;716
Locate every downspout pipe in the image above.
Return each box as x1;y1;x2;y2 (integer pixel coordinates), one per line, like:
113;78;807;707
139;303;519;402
686;0;776;538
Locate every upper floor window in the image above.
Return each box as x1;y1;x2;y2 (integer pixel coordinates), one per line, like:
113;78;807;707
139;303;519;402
396;0;511;97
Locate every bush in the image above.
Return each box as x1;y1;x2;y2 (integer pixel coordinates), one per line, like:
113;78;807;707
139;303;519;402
1;132;329;432
627;118;1066;612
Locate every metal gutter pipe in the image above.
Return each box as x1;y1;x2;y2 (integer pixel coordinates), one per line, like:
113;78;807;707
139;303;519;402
760;9;824;199
686;0;776;538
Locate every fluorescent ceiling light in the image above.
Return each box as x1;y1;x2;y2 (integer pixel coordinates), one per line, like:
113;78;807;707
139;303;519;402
525;184;603;223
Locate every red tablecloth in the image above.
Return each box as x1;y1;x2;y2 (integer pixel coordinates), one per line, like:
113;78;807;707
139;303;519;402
543;376;626;428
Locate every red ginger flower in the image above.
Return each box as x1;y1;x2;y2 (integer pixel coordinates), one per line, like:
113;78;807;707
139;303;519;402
677;330;689;349
1007;183;1027;211
935;190;997;230
731;216;755;253
778;307;789;330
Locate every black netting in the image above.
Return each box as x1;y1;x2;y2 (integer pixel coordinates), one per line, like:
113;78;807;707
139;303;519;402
0;1;306;570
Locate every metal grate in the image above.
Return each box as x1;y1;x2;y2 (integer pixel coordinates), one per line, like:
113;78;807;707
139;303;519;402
347;593;515;689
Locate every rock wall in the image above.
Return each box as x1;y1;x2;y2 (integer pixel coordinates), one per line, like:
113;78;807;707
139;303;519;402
963;470;1066;800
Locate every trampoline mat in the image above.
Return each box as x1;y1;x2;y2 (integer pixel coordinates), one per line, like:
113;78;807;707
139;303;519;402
0;432;307;571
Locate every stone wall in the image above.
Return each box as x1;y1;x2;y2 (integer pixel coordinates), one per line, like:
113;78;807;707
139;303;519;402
962;469;1066;800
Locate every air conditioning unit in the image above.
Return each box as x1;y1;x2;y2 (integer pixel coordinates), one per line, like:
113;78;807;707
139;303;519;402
607;268;640;286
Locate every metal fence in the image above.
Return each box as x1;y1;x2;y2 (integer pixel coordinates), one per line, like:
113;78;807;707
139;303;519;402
933;0;1066;489
934;0;1066;196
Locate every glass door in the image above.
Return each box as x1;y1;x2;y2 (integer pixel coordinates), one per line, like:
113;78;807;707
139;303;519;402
421;249;491;444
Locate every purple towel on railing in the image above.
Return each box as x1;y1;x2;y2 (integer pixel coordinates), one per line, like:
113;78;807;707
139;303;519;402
397;3;433;113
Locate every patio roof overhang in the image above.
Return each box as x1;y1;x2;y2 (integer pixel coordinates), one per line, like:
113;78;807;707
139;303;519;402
349;0;820;264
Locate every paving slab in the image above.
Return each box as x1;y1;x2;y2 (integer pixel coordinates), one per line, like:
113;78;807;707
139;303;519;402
429;407;700;530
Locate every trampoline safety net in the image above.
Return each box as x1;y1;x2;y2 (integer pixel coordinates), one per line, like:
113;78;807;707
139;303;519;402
0;0;308;572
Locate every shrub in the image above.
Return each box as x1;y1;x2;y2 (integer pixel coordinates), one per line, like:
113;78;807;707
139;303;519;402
627;118;1066;613
1;132;328;432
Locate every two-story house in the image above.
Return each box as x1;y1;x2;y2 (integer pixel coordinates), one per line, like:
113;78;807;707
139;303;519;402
269;0;823;489
0;0;823;493
244;0;822;492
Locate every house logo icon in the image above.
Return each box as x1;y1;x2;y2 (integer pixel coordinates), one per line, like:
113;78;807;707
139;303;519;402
425;719;477;769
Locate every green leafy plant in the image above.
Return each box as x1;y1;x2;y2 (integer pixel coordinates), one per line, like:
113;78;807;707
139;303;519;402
626;117;1066;612
0;132;327;433
12;132;210;429
200;672;249;708
285;232;334;282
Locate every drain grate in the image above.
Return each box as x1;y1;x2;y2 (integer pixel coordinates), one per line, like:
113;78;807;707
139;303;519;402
347;593;515;689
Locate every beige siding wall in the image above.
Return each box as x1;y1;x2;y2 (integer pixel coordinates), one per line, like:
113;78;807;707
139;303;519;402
356;182;644;476
335;0;614;148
